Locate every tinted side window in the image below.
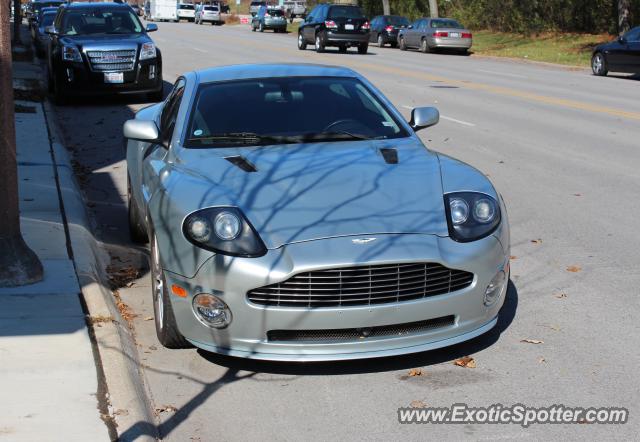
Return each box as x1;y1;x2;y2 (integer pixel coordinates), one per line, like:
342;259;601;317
625;28;640;41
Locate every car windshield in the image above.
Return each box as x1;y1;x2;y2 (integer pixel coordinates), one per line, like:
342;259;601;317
387;16;409;26
33;2;62;14
60;8;144;35
430;19;463;29
267;9;283;16
328;6;364;19
41;12;56;27
186;77;408;147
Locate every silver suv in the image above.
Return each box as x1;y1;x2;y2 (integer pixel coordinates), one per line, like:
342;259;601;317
283;1;306;22
195;4;222;25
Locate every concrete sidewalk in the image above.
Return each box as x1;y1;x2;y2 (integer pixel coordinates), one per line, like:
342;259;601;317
0;71;111;439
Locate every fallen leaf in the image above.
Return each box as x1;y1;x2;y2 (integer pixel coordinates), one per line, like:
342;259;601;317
454;356;476;368
509;255;517;260
531;239;542;244
408;368;424;377
143;316;154;321
538;357;546;363
155;405;178;414
521;339;544;344
573;193;582;197
149;345;158;351
410;400;427;408
113;409;129;416
554;291;567;299
566;265;581;272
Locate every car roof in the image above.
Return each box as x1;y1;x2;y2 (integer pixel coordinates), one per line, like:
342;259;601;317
194;63;360;84
63;2;131;9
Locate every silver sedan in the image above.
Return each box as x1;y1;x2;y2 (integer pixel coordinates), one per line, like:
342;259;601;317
398;17;472;54
124;64;509;361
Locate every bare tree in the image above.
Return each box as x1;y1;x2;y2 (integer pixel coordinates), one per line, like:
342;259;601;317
618;0;630;34
381;0;389;16
428;0;438;18
0;0;43;287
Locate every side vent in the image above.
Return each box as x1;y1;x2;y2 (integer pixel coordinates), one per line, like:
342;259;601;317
379;147;398;164
225;155;257;173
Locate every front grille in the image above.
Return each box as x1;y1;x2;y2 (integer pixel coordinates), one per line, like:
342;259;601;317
86;49;136;72
248;263;474;308
267;315;455;342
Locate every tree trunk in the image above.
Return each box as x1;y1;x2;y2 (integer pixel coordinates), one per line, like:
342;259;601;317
0;0;43;287
618;0;630;34
428;0;438;18
381;0;389;16
12;0;21;44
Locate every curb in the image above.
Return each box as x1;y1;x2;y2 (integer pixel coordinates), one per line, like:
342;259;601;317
43;100;158;442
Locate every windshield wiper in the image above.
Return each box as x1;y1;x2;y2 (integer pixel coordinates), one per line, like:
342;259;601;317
187;132;299;146
302;131;380;141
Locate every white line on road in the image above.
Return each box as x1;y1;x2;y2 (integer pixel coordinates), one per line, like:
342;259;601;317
191;47;209;53
401;105;476;127
477;69;528;79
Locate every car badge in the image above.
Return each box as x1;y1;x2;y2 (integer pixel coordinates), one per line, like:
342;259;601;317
352;238;377;244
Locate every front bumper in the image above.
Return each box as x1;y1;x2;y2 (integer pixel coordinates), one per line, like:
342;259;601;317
164;233;509;361
55;58;162;96
324;31;369;46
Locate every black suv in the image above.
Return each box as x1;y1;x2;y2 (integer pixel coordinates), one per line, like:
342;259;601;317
298;4;370;54
45;2;163;104
369;15;409;48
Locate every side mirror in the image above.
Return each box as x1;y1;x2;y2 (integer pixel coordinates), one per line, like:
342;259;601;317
617;35;626;44
409;107;439;131
146;23;158;32
123;119;161;143
44;26;57;35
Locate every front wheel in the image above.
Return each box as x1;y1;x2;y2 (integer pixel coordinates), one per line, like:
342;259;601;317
358;43;368;54
377;34;384;47
591;52;608;76
297;32;307;50
399;36;407;51
150;234;190;349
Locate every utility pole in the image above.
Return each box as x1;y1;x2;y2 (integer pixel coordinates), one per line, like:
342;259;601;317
0;0;43;287
617;0;630;34
12;0;21;44
381;0;389;16
428;0;438;18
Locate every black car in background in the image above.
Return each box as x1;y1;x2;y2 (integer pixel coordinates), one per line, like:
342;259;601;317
29;0;65;35
45;2;163;104
34;8;59;57
369;14;408;47
298;4;370;54
592;26;640;76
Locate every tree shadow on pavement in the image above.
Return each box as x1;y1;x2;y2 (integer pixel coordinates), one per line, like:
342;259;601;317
198;279;518;376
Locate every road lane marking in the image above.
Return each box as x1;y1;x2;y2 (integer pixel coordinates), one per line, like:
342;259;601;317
157;26;640;122
477;69;528;79
402;105;476;127
191;47;208;53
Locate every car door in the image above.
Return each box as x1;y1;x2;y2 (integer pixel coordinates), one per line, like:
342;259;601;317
303;5;322;43
369;16;379;42
139;79;186;209
407;19;422;47
623;28;640;72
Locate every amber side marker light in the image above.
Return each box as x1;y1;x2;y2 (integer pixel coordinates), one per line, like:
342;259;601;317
171;285;188;298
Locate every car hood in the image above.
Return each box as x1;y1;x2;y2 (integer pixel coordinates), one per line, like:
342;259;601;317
60;33;150;49
172;138;449;249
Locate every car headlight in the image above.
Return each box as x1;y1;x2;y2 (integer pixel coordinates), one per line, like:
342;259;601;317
62;45;82;62
444;192;501;242
183;207;267;257
139;42;156;60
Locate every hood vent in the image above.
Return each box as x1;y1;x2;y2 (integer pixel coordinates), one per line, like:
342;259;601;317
379;148;398;164
225;155;257;173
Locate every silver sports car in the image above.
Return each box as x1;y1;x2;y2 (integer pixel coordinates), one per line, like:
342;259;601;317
124;64;510;361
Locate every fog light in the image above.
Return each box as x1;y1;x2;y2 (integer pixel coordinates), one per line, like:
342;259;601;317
192;293;231;328
484;270;506;306
66;68;74;82
149;65;156;80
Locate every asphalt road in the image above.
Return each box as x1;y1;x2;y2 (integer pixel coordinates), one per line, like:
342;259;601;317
53;22;640;441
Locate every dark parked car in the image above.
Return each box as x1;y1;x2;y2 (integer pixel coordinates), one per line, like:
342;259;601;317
592;26;640;76
297;4;370;54
34;8;59;57
45;2;163;104
251;6;287;33
369;14;408;47
29;0;65;36
398;17;472;54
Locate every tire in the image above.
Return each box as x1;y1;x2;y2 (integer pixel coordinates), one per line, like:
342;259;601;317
390;42;398;48
127;175;148;244
377;34;384;47
591;52;608;76
358;43;368;54
251;22;256;31
150;233;190;349
420;38;430;53
297;32;307;50
259;22;264;32
315;32;325;53
338;45;347;53
399;36;407;51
